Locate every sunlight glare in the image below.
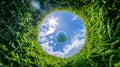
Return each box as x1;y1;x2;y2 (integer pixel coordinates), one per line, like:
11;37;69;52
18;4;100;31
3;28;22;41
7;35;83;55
48;17;58;27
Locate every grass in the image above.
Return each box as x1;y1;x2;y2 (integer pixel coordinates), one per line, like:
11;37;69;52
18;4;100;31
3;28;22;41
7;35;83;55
0;0;120;67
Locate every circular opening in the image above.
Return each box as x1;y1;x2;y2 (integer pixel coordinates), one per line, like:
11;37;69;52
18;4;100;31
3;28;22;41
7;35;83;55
38;11;86;58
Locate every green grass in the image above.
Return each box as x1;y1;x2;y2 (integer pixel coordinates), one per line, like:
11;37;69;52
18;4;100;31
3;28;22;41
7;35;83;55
0;0;120;67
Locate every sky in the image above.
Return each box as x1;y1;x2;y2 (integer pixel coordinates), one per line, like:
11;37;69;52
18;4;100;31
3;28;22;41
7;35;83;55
38;11;86;58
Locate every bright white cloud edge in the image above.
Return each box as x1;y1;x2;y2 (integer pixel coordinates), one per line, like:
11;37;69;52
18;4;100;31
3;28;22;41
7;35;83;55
72;16;78;21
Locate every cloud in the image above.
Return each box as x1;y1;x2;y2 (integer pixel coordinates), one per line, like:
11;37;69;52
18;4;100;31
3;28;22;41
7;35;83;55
63;35;85;58
46;27;55;35
81;27;86;34
39;17;57;43
50;36;54;39
40;27;86;58
72;16;78;21
50;41;53;44
31;0;40;9
41;42;53;52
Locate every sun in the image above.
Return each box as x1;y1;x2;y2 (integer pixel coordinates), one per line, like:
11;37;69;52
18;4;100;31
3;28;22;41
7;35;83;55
48;17;58;27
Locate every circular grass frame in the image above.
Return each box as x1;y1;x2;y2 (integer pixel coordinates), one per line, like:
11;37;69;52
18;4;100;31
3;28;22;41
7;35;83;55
36;6;91;66
38;8;87;56
0;0;119;67
37;1;120;66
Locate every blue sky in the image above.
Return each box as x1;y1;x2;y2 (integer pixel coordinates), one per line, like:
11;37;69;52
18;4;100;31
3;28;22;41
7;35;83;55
38;11;86;58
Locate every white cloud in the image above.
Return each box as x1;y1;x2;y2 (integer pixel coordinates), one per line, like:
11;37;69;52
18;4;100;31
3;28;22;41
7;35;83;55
41;42;53;52
63;37;85;58
50;36;54;39
50;41;53;44
40;28;86;58
46;27;55;35
81;27;86;34
38;32;48;43
72;16;78;21
39;17;57;43
42;16;58;36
